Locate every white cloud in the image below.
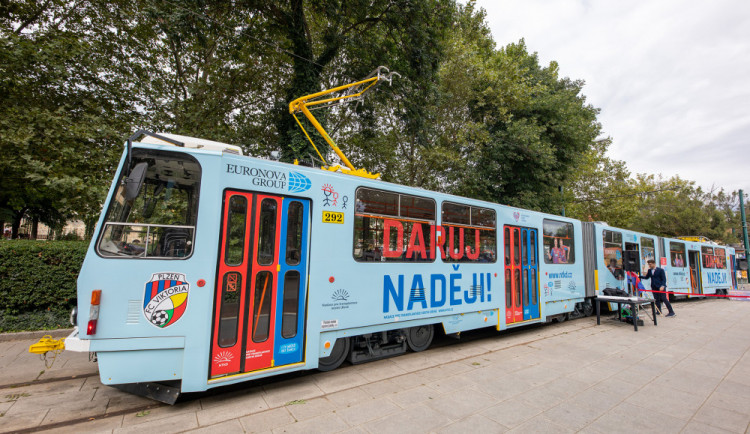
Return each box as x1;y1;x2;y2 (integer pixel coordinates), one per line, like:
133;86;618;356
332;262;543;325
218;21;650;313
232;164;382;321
475;0;750;192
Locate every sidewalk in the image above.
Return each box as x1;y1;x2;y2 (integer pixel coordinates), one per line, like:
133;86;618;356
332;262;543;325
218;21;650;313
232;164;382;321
2;298;750;433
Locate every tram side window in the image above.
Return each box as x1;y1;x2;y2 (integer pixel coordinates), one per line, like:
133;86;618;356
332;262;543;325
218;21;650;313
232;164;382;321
670;242;686;267
702;246;715;269
353;188;435;262
715;247;727;269
542;220;575;264
281;271;300;338
257;199;277;266
641;237;655;270
225;196;247;266
285;202;304;266
252;271;273;343
442;203;497;263
602;230;624;280
218;272;241;347
98;149;201;259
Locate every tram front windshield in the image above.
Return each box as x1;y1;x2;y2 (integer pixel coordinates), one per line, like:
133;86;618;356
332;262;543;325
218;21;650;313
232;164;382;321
97;149;201;259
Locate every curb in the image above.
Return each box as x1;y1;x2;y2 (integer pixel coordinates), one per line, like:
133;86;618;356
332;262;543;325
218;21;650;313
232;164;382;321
0;328;73;343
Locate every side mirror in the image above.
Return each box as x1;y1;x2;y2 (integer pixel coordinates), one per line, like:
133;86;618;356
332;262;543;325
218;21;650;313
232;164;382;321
125;162;148;201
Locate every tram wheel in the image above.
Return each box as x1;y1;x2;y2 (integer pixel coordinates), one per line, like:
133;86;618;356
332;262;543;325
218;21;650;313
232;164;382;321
583;302;594;317
318;337;350;372
406;325;434;352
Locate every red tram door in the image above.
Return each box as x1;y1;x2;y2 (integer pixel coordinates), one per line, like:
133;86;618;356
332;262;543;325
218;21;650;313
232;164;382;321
210;191;310;378
505;225;540;325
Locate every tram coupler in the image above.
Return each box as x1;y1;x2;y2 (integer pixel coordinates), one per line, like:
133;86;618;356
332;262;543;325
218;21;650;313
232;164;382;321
112;381;181;405
29;335;65;355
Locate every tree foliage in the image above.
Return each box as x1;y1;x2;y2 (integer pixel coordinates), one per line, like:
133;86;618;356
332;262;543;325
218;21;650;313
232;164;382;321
1;0;740;244
565;139;741;244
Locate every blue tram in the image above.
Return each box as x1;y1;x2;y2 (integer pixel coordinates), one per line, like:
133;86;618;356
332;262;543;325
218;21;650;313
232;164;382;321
63;131;736;401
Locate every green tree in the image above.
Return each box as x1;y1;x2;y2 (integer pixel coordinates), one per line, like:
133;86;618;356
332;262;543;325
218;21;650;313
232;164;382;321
438;36;601;212
256;0;455;164
565;138;636;225
0;0;133;238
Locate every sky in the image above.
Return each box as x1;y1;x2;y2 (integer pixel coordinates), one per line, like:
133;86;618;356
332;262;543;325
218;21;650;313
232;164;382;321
474;0;750;193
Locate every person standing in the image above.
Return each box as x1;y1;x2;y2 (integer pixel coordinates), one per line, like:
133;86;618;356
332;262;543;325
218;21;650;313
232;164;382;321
641;259;675;317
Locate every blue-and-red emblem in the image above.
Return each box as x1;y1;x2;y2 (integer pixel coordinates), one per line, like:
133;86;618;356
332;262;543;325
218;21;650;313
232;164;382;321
143;272;190;328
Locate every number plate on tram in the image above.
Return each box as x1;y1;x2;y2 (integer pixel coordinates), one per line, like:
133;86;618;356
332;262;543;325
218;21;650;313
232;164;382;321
322;211;344;224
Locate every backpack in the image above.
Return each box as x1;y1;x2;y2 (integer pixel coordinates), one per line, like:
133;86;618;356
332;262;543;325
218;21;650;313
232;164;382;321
602;288;629;297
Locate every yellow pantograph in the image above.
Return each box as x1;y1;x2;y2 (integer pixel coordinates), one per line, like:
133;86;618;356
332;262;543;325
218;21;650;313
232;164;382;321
288;66;400;179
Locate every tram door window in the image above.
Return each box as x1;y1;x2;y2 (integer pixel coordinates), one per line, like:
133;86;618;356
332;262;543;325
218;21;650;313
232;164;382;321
211;191;311;378
688;250;702;294
641;238;655;272
602;230;624;281
670;242;686;268
504;225;540;324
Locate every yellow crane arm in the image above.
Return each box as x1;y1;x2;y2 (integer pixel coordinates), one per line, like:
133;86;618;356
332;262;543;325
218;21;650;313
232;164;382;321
288;66;399;179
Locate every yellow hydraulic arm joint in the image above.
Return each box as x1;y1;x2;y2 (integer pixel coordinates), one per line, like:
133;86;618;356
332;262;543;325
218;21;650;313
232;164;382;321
288;66;400;179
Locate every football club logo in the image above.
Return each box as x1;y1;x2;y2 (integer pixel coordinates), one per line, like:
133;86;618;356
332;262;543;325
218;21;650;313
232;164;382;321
143;272;190;328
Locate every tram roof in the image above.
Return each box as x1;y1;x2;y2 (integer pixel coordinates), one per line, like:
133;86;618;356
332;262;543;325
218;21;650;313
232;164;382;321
137;132;244;155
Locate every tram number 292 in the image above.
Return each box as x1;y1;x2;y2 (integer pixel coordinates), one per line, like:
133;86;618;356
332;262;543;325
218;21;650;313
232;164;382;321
322;211;344;224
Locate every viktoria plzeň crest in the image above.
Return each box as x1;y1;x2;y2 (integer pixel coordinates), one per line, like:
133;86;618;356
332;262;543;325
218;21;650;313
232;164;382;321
143;272;189;328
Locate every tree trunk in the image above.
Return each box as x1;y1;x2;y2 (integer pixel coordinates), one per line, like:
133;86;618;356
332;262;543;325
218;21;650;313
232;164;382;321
11;214;22;239
84;216;97;240
276;0;338;163
31;216;39;240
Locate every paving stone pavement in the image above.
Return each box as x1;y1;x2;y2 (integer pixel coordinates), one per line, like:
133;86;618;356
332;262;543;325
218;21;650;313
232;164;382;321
3;298;750;433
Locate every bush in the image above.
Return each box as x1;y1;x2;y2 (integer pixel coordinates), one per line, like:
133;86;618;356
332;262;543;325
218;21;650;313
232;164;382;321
0;240;88;331
0;311;72;332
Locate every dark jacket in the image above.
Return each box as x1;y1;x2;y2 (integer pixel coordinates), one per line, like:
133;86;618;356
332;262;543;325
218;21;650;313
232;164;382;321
641;267;667;289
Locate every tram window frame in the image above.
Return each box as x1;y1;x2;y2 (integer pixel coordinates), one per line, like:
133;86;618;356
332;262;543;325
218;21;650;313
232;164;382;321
252;271;274;343
218;272;242;348
96;149;201;260
670;242;686;267
442;202;497;263
714;247;727;269
504;227;511;266
641;237;656;269
542;219;575;265
285;201;304;266
353;187;436;263
505;269;512;308
702;246;715;269
257;199;277;266
281;271;300;339
224;195;248;266
602;230;624;280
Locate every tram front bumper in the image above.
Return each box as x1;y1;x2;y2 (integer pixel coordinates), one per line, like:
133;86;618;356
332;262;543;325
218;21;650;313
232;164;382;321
64;327;91;352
